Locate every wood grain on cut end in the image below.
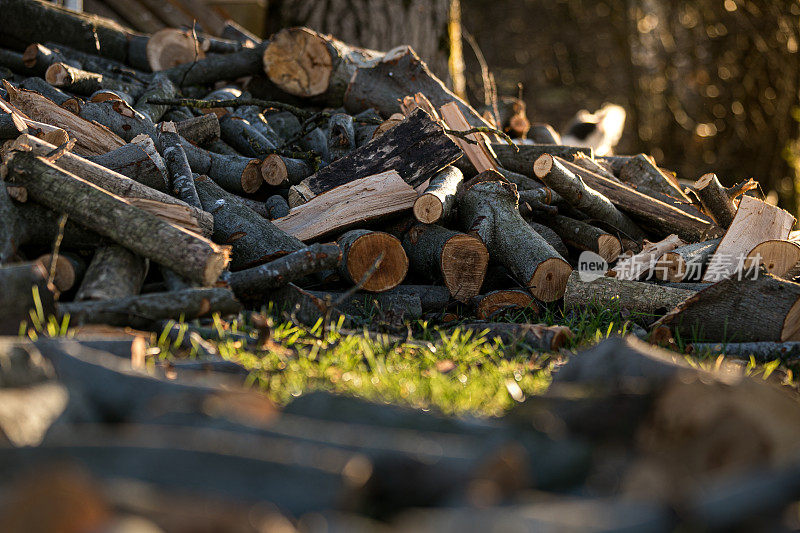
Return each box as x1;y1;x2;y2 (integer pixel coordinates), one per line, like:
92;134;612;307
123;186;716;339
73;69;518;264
597;234;623;263
261;154;287;186
203;247;231;287
21;43;42;68
475;289;535;320
36;254;75;292
44;63;72;86
262;27;333;97
694;172;715;189
533;153;554;178
147;28;205;72
528;257;572;302
782;297;800;341
345;232;408;292
413;193;444;224
654;251;686;282
241;160;264;193
441;234;489;302
89;91;124;103
748;240;800;279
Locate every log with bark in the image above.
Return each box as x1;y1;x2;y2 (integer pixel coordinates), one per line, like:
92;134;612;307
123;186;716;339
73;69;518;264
611;234;685;281
337;229;408;292
459;172;572;302
618;153;689;201
174;113;220;146
654;239;721;282
538;214;622;263
289;109;461;205
492;144;590;176
690;341;800;361
86;136;168;191
401;223;489;303
74;245;148;301
413;166;463;224
2;150;229;285
265;194;290;220
260;154;312;187
77;99;158;143
178;136;263;195
45;62;144;99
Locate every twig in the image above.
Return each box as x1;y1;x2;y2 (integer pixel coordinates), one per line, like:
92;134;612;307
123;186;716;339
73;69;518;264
444;127;518;150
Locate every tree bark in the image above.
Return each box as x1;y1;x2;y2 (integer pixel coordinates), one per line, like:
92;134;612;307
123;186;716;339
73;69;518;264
526;221;570;259
492;144;590;176
226;243;341;304
265;194;290;220
59;288;242;329
157;122;201;209
160;42;267;87
77;99;157;143
17;77;79;111
539;214;623;263
653;273;800;343
473;289;536;320
0;112;27;139
218;114;277;157
45;63;144;99
534;154;645;242
654;239;721;283
385;284;453;311
327;112;355;161
75;245;148;301
290;109;461;204
413;166;463;224
194;175;304;270
459;172;572;302
691;173;737;229
619;153;689;201
179;136;263;195
174;114;220;146
133;73;175;123
3;151;229;286
336;229;408;293
86;136;168;192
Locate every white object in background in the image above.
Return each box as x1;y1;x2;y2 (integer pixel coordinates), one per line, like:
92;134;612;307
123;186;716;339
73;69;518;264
561;103;626;156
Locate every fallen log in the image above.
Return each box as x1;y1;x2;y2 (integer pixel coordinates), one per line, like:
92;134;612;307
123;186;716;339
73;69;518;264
3;81;125;155
654;239;721;282
455;322;572;352
289;109;460;204
77;99;158;143
401;223;489;302
563;271;696;317
557;157;723;242
572;152;618;181
337;229;408;292
703;196;794;282
653;272;800;342
275;171;418;241
145;27;204;72
160;42;267;87
385;285;452;312
473;290;536;320
413;166;462;224
157;122;201;209
459;172;572;302
11;135;212;236
74;245;148;301
226;243;341;303
265;194;290;220
218;114;277;157
86;136;168;191
534;154;645;242
619;153;689;200
747;240;800;280
2;151;229;285
18;76;81;112
59;288;242;328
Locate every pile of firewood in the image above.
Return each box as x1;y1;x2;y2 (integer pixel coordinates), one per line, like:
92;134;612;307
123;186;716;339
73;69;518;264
0;0;799;353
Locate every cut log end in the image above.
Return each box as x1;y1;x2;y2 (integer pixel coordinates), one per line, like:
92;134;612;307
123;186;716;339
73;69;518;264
782;297;800;341
203;247;231;287
528;257;572;302
597;234;623;263
261;154;288;186
748;240;800;280
533;153;555;178
36;254;76;292
654;252;686;282
21;44;42;69
262;27;332;97
89;91;124;103
242;160;264;194
146;28;205;72
346;232;408;292
694;172;716;189
44;63;72;86
475;290;535;320
413;193;444;224
441;234;489;302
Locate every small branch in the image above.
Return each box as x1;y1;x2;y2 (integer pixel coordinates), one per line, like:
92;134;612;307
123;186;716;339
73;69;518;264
323;252;384;333
444;127;517;150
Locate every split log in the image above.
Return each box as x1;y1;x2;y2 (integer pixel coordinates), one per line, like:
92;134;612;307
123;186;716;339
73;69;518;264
454;322;571;352
260;154;312;187
563;271;696;317
572;152;617;181
690;342;800;361
534;154;645;242
747;240;800;280
289;109;460;204
654;239;721;282
265;194;290;220
74;245;148;301
194;175;304;270
269;283;422;325
86;136;168;191
526;221;570;259
77;99;157;143
88;89;132;105
161;42;267;87
133;73;175;123
0;0;151;71
2;151;229;285
386;285;452;311
473;290;536;320
611;234;685;281
413;166;462;224
691;173;737;229
157;122;201;209
174;114;220;146
179;137;263;195
3;81;125;156
556;157;723;242
226;243;341;303
541;215;622;263
0;261;55;334
703;196;794;282
59;288;242;329
492;144;590;175
327;112;355;161
275;171;418;241
45;62;144;99
337;229;408;292
653;272;800;342
18;77;80;112
0;112;27;139
619;154;689;200
35;253;84;293
401;223;489;302
10;135;212;236
459;172;572;302
439;101;497;172
529;123;561;144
